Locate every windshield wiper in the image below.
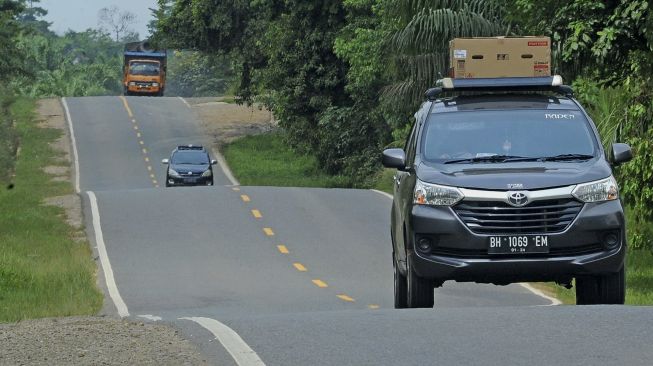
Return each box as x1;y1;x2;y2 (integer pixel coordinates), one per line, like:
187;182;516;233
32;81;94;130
444;155;529;164
538;154;594;162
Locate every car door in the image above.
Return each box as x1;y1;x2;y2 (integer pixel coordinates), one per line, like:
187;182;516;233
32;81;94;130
394;119;419;266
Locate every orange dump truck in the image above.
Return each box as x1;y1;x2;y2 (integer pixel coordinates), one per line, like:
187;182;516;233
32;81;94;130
123;41;167;96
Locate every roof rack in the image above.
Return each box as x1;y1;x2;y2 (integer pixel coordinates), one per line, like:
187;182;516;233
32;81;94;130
425;76;573;101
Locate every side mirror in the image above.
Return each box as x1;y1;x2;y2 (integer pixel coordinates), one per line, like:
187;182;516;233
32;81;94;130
612;143;633;165
162;159;169;165
211;159;217;165
382;148;407;170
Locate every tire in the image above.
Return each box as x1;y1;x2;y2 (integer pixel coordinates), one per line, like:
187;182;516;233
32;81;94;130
406;255;434;308
576;265;625;305
393;255;407;309
575;276;598;305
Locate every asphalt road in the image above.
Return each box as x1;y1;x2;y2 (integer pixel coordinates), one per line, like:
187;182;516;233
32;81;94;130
66;96;653;366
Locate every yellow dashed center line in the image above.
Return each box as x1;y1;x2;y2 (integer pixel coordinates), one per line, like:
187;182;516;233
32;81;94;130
293;263;307;272
277;245;289;254
312;279;328;288
120;96;158;188
120;96;134;118
251;209;262;219
337;294;355;302
263;228;275;236
241;194;251;202
368;304;380;309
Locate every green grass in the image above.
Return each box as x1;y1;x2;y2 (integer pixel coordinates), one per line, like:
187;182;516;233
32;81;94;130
223;132;353;188
0;98;102;322
373;168;395;194
534;249;653;305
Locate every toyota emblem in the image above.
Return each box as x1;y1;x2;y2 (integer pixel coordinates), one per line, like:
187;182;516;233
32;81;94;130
507;191;529;207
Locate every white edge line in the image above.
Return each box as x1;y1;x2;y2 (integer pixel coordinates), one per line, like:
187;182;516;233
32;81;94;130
520;283;562;306
178;96;192;109
212;148;240;186
369;189;562;306
88;191;130;317
61;97;80;193
371;189;393;200
181;317;266;366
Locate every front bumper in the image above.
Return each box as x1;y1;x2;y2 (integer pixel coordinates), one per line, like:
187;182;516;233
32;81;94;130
167;176;213;186
408;200;626;284
126;84;161;94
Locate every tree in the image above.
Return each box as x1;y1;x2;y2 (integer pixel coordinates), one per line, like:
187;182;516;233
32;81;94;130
0;0;27;81
98;5;138;42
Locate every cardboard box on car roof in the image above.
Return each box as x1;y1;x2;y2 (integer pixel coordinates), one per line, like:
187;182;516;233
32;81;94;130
449;37;551;78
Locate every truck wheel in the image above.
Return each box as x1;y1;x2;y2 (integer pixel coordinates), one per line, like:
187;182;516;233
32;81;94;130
406;255;434;308
576;265;625;305
394;255;407;309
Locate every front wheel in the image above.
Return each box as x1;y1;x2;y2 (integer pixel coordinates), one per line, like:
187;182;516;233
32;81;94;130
394;256;407;309
406;255;434;308
576;265;625;305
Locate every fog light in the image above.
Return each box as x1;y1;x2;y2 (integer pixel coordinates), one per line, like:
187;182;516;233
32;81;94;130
604;232;620;249
168;179;174;184
417;238;432;253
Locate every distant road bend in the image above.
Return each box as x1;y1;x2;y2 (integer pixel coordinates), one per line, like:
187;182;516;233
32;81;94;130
63;96;653;366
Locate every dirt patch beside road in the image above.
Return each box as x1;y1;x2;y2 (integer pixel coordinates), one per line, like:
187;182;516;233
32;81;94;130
185;97;276;148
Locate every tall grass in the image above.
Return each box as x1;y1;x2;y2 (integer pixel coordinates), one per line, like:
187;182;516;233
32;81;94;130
0;98;102;322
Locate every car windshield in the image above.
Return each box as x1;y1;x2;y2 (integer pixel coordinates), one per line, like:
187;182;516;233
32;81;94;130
421;110;598;164
129;62;160;76
171;151;209;165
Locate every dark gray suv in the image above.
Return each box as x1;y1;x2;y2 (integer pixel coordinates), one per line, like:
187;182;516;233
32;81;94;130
383;77;633;308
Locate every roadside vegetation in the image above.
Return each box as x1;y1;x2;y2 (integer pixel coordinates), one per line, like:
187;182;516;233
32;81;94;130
0;97;102;322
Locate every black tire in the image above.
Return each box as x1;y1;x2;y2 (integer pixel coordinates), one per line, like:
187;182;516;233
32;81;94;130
575;276;598;305
576;265;625;305
394;255;407;309
406;255;434;308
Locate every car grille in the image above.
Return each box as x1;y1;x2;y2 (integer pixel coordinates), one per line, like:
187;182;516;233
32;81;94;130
453;198;583;235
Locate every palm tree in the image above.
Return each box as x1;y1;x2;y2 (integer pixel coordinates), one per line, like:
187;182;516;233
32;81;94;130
382;0;510;107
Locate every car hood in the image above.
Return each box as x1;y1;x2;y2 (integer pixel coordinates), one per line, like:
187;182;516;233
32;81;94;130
170;164;208;174
417;159;613;190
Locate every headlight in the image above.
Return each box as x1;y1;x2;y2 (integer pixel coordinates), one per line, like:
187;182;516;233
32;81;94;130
572;176;619;202
414;180;464;206
152;82;159;87
168;169;181;178
201;169;212;177
129;82;136;86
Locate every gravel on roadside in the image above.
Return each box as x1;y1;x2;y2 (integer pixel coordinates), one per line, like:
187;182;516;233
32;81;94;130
0;317;209;365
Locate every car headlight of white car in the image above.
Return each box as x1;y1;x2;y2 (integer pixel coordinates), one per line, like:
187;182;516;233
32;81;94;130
414;179;464;206
572;176;619;203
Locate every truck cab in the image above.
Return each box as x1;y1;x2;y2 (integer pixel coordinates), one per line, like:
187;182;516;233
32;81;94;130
123;42;167;96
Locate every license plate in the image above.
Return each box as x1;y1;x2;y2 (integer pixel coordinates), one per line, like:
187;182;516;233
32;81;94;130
185;178;197;183
487;235;549;254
